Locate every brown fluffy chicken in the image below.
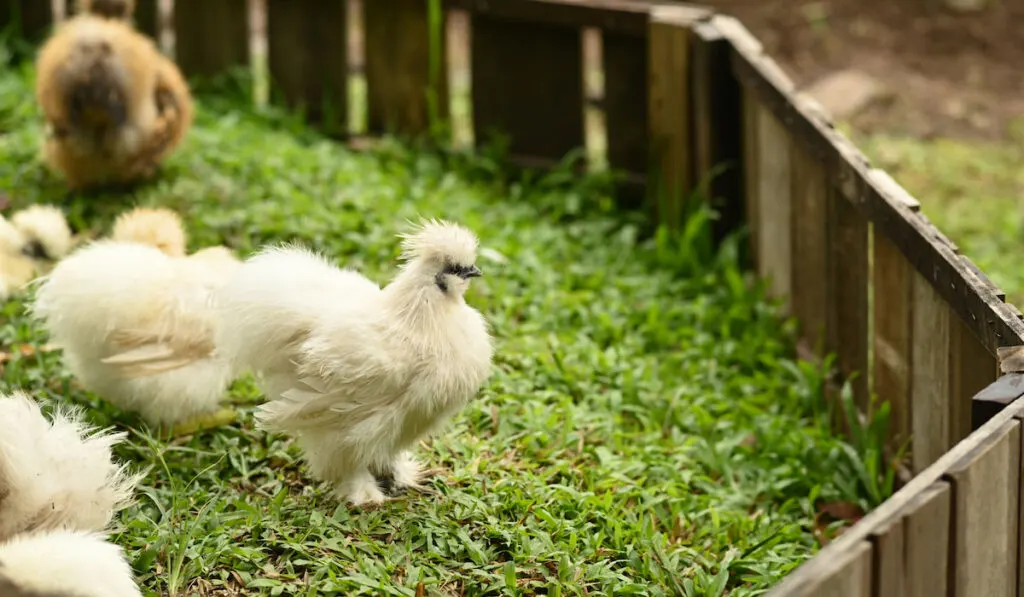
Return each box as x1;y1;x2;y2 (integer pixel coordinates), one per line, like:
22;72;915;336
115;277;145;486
34;0;193;191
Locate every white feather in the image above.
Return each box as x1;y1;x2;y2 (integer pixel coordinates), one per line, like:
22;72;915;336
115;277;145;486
0;391;139;542
0;529;141;597
31;239;238;426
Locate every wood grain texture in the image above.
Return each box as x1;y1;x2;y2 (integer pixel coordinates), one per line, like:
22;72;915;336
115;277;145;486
911;269;952;472
267;0;348;135
603;31;647;201
872;516;905;597
766;400;1024;596
950;316;997;442
133;0;158;40
173;0;249;77
647;11;692;229
754;105;792;312
471;16;583;162
945;419;1021;597
364;0;446;135
798;540;872;597
903;482;952;597
691;20;744;245
790;140;828;356
874;232;914;447
0;0;53;43
741;89;760;270
828;189;870;411
728;42;1024;352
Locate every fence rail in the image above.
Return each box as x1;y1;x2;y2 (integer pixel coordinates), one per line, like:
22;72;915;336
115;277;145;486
7;0;1024;593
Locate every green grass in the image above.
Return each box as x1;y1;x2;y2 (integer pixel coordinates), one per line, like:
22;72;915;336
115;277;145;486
850;127;1024;306
0;57;894;596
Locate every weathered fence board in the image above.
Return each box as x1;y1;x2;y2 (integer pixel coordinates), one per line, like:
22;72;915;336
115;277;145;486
133;0;158;40
364;0;445;135
790;139;829;356
690;19;744;243
173;0;249;76
0;0;53;43
754;106;792;312
903;482;952;597
944;419;1021;597
798;540;872;596
911;270;953;471
873;233;914;445
267;0;348;134
828;189;870;410
602;30;647;202
471;15;583;162
648;6;697;229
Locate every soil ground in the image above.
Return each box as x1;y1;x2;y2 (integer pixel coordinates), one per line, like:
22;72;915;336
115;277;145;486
700;0;1024;141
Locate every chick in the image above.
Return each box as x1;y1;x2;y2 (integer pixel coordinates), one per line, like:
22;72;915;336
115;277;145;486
111;206;186;256
34;3;193;191
31;238;240;437
0;529;142;597
0;391;139;543
0;205;73;301
214;220;494;506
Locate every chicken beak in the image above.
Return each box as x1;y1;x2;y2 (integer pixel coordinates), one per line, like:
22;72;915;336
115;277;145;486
461;265;483;279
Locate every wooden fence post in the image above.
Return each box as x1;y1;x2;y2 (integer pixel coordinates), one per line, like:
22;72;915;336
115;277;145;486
266;0;348;136
690;18;744;246
0;0;53;45
173;0;249;77
364;0;447;136
647;6;702;230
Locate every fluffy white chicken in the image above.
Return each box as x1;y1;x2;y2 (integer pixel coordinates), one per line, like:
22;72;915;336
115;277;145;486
31;236;241;436
0;205;74;301
214;220;494;506
0;529;142;597
0;391;139;543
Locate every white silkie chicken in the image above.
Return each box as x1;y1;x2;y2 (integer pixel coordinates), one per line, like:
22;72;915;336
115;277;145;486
0;205;74;301
214;219;494;506
0;529;141;597
30;222;242;436
0;391;142;597
0;391;139;542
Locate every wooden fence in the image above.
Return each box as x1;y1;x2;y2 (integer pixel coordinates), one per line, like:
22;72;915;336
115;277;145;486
8;0;1024;593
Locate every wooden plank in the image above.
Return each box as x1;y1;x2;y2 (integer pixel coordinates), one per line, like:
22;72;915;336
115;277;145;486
790;139;828;356
471;15;583;162
798;540;872;597
943;419;1021;597
828;188;870;411
444;0;656;36
911;268;952;472
267;0;348;135
950;315;998;442
0;0;53;43
133;0;158;40
767;400;1024;595
603;31;647;207
874;232;914;447
903;482;952;597
755;105;792;312
173;0;249;77
741;87;759;269
691;19;744;244
724;28;1024;352
872;516;905;597
364;0;445;136
647;6;696;230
